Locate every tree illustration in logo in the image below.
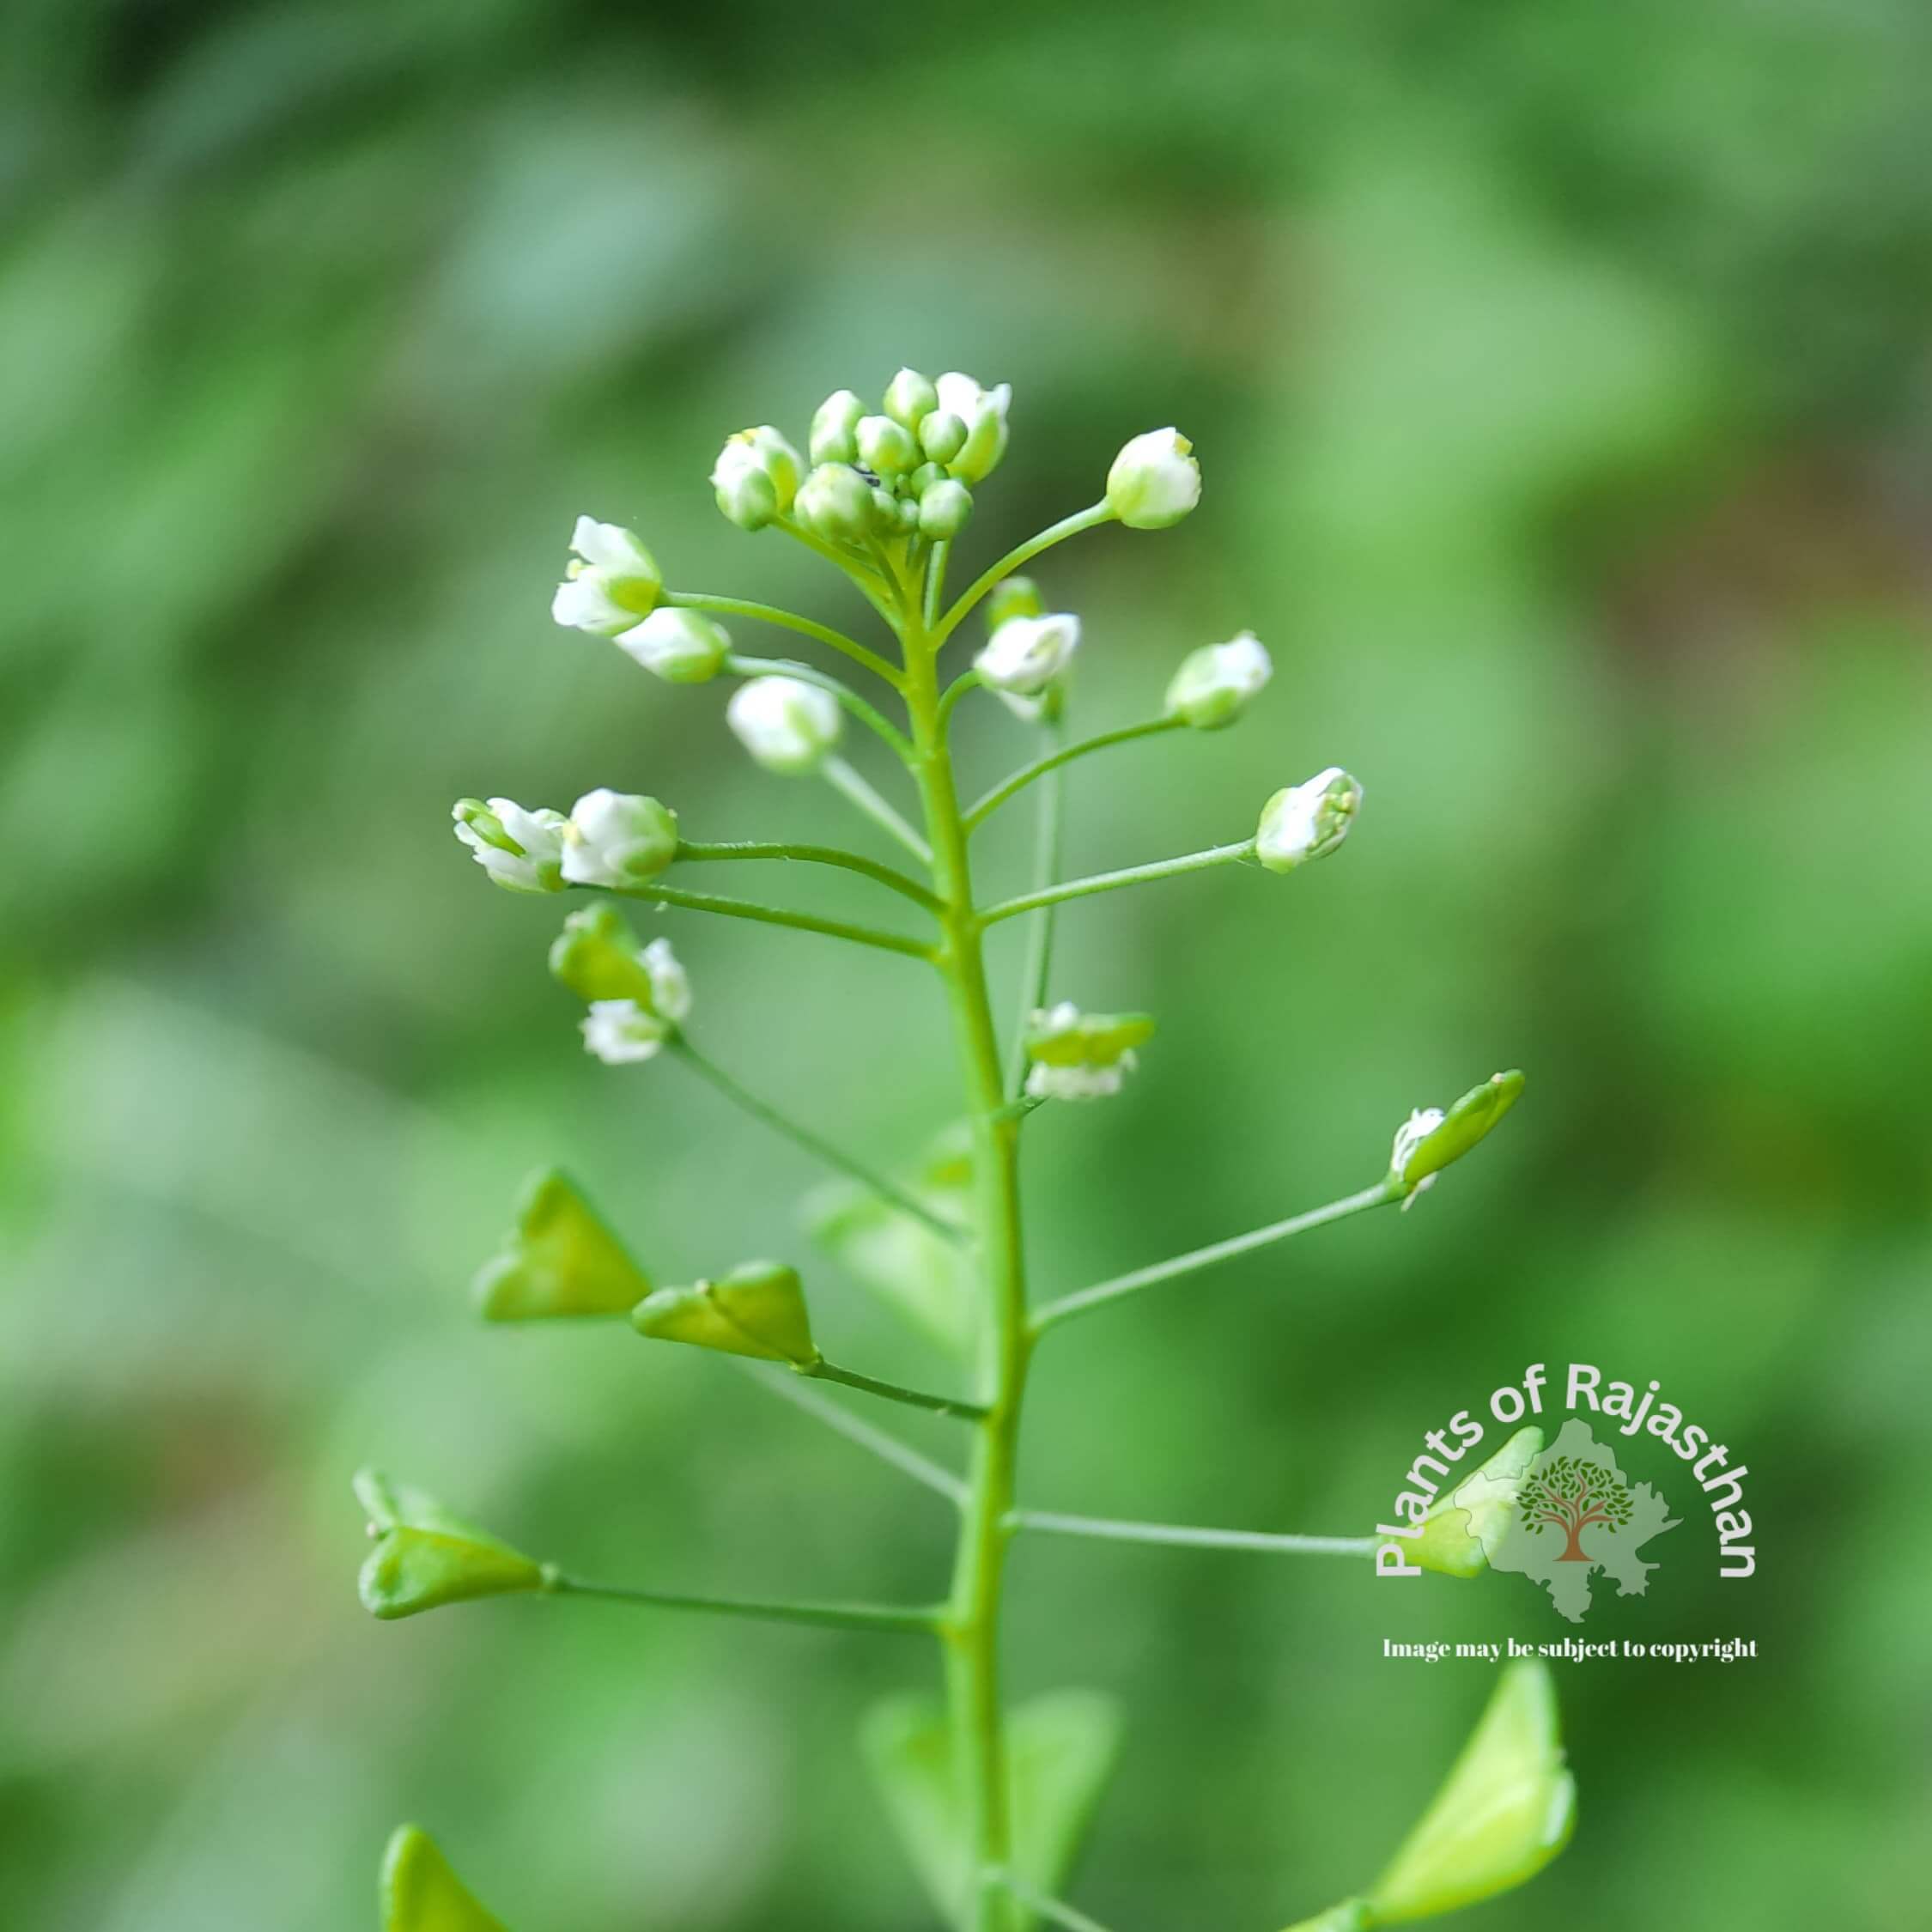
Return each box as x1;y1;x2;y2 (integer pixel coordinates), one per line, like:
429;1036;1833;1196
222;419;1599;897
1521;1451;1636;1563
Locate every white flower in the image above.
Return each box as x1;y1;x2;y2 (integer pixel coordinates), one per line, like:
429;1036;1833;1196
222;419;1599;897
1022;1002;1156;1103
581;999;674;1066
453;797;567;894
726;676;843;775
1255;767;1363;872
1106;428;1201;530
975;613;1080;697
616;608;730;683
1165;631;1272;729
551;517;662;635
934;371;1012;483
1025;1060;1133;1102
636;936;690;1024
560;789;679;889
1391;1107;1447;1210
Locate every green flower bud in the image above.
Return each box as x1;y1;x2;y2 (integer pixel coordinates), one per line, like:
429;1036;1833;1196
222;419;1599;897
1405;1425;1544;1577
1390;1071;1526;1206
934;371;1011;483
884;366;939;431
908;460;945;497
795;462;875;542
985;574;1044;630
453;797;566;895
857;413;918;479
631;1260;819;1367
1364;1661;1575;1921
809;389;866;466
1165;631;1273;730
559;789;678;890
1024;1003;1155;1103
919;478;974;539
550;517;662;634
918;410;968;465
894;494;922;535
550;902;653;1001
869;484;902;533
472;1167;651;1321
615;606;730;683
1105;428;1200;530
1255;768;1362;872
354;1470;547;1621
380;1826;508;1932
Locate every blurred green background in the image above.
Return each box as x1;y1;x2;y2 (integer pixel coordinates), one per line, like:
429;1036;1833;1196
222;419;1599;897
3;1;1929;1927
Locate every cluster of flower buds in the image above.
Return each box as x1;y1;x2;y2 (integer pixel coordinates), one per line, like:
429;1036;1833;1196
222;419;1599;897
1256;767;1363;872
1024;1004;1156;1102
1389;1071;1526;1208
975;574;1079;718
547;903;691;1065
453;791;678;896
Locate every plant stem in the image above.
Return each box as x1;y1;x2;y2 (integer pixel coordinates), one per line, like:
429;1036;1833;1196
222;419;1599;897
1005;716;1066;1100
1007;1512;1376;1558
723;651;914;760
673;1039;969;1246
823;756;935;865
618;881;935;960
675;838;941;911
988;1872;1121;1932
808;1358;991;1423
964;716;1182;830
933;503;1115;645
735;1361;969;1505
665;591;900;687
550;1573;943;1635
977;840;1256;926
1031;1180;1401;1336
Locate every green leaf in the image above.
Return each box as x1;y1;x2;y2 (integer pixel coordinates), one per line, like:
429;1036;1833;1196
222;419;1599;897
1406;1425;1544;1578
380;1826;509;1931
631;1260;817;1365
862;1690;1124;1930
1364;1660;1575;1923
354;1469;546;1621
471;1168;650;1321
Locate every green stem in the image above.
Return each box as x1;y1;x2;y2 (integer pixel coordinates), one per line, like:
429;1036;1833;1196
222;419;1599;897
988;1873;1121;1932
1031;1180;1401;1336
808;1358;991;1423
978;840;1256;927
1005;717;1066;1100
617;881;934;961
1007;1511;1376;1558
925;538;951;629
775;518;902;627
933;503;1115;645
672;1039;969;1246
550;1573;943;1635
823;756;935;865
735;1361;968;1505
674;838;941;911
965;717;1182;830
665;591;900;687
722;651;914;761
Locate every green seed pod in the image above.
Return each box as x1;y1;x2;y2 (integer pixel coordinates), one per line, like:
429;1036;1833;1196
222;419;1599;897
1405;1425;1545;1577
631;1260;819;1367
380;1826;508;1932
354;1470;547;1621
471;1166;651;1321
1391;1071;1527;1200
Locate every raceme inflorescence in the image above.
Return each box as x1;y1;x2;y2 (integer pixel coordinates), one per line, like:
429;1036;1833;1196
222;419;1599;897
362;369;1568;1932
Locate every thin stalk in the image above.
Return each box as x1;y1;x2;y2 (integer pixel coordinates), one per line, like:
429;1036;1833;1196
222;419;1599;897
1008;1511;1376;1558
808;1358;991;1423
965;717;1182;830
619;881;934;961
665;591;899;687
989;1873;1121;1932
1005;717;1066;1100
938;669;983;732
723;652;914;761
550;1573;942;1635
933;503;1115;645
823;756;935;865
735;1361;969;1505
674;838;941;912
775;518;902;628
924;538;951;629
1031;1180;1401;1335
978;840;1255;927
673;1039;969;1244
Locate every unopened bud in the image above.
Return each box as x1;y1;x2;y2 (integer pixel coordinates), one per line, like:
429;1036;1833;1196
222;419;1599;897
1106;428;1200;530
1255;768;1361;872
560;789;678;890
453;796;566;895
710;427;799;531
795;462;875;543
975;611;1079;696
919;410;968;465
985;575;1044;629
727;675;842;775
934;372;1011;483
857;413;918;478
919;478;974;539
884;367;939;431
1165;631;1272;729
631;1260;819;1367
615;606;730;683
809;389;866;466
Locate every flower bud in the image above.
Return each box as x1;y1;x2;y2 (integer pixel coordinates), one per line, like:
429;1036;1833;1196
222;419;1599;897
1165;630;1272;730
551;516;662;634
1023;1003;1155;1102
560;788;678;889
985;575;1044;630
581;998;673;1065
381;1826;506;1932
453;796;567;895
472;1167;651;1321
1106;428;1200;530
631;1260;819;1367
794;461;875;542
1364;1661;1575;1920
919;410;968;465
857;413;918;479
975;612;1079;696
710;426;799;531
726;675;842;775
919;478;974;539
884;367;939;431
1404;1425;1544;1577
1390;1070;1525;1206
809;388;866;465
1255;768;1362;872
548;902;683;1006
615;606;730;683
569;939;688;1067
354;1469;547;1621
934;371;1011;483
